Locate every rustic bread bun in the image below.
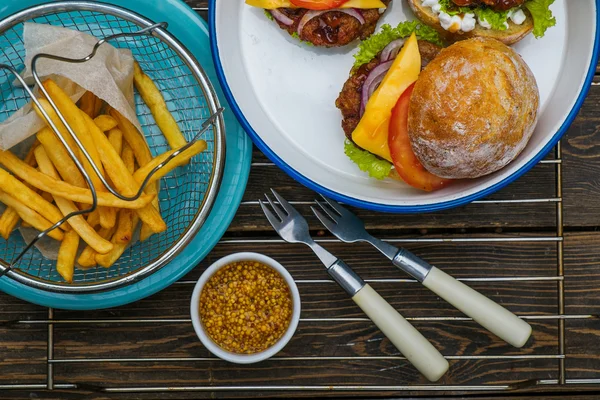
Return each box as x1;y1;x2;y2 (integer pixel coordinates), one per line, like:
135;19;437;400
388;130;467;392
407;37;539;179
407;0;534;46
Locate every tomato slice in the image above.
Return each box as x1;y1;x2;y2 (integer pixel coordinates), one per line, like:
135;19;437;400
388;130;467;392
388;83;452;192
289;0;350;10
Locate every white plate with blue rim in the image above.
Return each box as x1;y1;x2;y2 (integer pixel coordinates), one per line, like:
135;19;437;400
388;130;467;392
210;0;600;213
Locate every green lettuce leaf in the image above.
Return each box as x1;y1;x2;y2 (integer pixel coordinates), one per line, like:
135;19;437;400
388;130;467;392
264;9;274;21
353;21;443;69
439;0;509;30
473;7;510;30
344;140;392;180
437;0;472;15
291;31;314;46
524;0;556;38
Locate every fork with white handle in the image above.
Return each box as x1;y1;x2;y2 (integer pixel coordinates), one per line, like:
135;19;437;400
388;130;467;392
311;195;532;349
260;189;449;382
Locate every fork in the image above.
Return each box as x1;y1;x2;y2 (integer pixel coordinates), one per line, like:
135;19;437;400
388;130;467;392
311;196;532;349
260;189;449;382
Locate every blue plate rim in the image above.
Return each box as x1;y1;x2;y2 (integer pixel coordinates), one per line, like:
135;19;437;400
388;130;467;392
0;0;253;309
209;0;600;214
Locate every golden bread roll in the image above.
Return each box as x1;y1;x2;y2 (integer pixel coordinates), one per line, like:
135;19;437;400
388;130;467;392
408;37;539;179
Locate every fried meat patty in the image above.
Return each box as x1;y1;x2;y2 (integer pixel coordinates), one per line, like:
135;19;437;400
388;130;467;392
268;0;391;47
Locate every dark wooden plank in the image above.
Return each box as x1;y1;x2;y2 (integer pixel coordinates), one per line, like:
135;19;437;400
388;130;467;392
564;232;600;316
0;292;47;318
563;83;600;228
232;161;557;232
0;323;47;385
52;320;556;360
0;293;48;386
51;359;557;391
566;319;600;381
54;234;559;319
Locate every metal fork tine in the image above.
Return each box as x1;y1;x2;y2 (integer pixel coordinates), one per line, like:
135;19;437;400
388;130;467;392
311;206;339;233
319;194;349;217
265;194;287;220
259;199;281;228
270;189;297;216
314;199;340;223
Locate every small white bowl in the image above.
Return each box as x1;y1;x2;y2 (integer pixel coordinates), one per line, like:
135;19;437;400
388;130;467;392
190;252;301;364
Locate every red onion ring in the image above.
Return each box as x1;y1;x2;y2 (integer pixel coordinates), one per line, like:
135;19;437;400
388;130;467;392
270;9;295;26
360;60;393;116
339;9;366;25
380;39;405;62
297;9;365;37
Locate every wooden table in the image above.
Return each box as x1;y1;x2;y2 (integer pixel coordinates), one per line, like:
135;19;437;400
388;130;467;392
2;2;600;398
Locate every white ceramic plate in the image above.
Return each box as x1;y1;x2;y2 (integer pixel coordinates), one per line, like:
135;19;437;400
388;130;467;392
210;0;599;212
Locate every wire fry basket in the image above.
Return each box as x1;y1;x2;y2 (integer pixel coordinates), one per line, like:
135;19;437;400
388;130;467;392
0;2;225;293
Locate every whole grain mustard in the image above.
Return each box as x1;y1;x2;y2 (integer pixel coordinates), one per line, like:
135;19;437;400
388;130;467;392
199;261;293;354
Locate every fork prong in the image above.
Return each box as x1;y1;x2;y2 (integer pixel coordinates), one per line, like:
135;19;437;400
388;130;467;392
259;199;281;228
319;194;350;217
314;199;340;223
270;189;298;216
265;194;287;220
311;206;339;234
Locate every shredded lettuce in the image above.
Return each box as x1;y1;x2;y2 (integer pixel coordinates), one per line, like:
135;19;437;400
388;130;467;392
352;21;443;69
524;0;556;38
264;9;274;21
344;140;392;180
437;0;555;38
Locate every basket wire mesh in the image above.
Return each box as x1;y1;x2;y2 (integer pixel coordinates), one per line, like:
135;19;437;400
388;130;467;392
0;2;225;293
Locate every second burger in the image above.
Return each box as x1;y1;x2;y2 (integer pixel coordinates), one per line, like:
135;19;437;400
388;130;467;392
336;22;539;192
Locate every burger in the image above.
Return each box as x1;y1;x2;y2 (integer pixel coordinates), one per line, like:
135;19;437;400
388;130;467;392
245;0;391;47
336;22;540;191
407;0;556;45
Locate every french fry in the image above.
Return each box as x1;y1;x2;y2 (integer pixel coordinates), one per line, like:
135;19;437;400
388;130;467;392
107;128;123;155
132;140;207;186
0;144;39;239
77;226;115;269
93;115;118;132
97;214;139;268
21;221;32;228
0;208;19;240
101;128;124;229
35;97;111;221
112;143;135;245
133;61;187;149
78;91;96;117
35;146;113;254
34;98;77;151
0;190;63;241
87;210;100;227
0;169;67;230
83;112;167;234
109;109;153;165
37;127;86;187
110;109;161;240
0;149;154;209
42;79;114;229
57;230;79;283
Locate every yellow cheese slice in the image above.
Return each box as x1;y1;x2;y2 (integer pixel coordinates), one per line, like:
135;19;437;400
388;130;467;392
246;0;386;10
351;33;421;162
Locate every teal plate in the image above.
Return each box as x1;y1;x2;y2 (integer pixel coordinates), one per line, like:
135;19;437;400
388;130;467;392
0;0;252;310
